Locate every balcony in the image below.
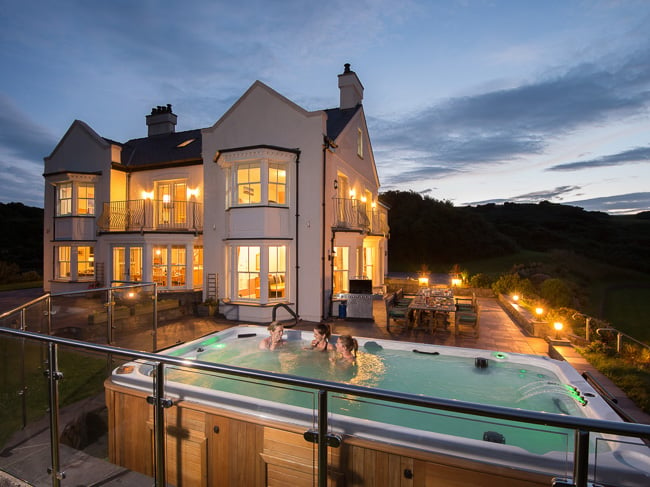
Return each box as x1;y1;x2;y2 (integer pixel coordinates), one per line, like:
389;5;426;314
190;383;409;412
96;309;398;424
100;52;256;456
98;199;203;233
369;206;389;236
332;198;389;236
332;197;370;232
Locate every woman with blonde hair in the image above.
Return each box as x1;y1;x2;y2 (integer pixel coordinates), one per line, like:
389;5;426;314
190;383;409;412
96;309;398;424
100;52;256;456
333;334;358;365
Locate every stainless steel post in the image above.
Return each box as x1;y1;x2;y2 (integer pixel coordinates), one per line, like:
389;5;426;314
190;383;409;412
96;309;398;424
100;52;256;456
107;288;114;345
152;284;158;351
573;429;589;487
47;342;63;486
317;389;328;487
154;361;166;486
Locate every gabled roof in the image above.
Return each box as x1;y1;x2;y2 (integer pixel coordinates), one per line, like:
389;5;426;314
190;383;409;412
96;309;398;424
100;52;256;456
324;106;361;141
116;129;203;168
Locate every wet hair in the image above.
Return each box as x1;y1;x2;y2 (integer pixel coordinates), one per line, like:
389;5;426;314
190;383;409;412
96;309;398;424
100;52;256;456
268;321;283;332
314;323;331;339
338;335;358;357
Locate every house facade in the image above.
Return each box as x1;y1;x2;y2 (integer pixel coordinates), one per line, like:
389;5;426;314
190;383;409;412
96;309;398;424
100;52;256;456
43;64;388;323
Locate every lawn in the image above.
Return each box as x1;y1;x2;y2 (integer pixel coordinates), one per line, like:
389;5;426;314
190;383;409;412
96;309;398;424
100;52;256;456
602;286;650;344
0;338;108;449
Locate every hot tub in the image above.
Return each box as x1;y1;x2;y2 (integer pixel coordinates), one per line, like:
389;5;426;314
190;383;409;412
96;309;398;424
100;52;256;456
106;325;650;486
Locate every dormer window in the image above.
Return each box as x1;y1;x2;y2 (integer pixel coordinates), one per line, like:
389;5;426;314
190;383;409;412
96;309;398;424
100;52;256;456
177;138;196;148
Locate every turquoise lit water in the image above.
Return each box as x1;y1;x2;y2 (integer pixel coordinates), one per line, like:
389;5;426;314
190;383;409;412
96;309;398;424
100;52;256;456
162;337;587;455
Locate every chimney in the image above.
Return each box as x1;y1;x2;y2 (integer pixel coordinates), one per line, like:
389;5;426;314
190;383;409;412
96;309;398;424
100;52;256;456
146;103;177;136
338;63;364;109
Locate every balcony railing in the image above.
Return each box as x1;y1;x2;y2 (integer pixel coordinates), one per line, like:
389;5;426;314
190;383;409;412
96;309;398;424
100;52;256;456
332;198;389;236
332;197;370;231
98;199;203;232
369;206;389;236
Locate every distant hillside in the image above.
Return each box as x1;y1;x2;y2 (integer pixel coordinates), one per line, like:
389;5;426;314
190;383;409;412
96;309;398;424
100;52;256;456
380;191;650;275
0;202;43;273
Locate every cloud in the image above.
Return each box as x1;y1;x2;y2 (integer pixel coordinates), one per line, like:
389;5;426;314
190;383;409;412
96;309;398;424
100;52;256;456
375;45;650;186
0;94;58;162
468;185;581;206
566;192;650;215
547;145;650;171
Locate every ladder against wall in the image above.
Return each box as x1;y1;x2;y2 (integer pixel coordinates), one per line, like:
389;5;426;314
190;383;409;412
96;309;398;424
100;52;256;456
206;273;218;300
95;262;105;287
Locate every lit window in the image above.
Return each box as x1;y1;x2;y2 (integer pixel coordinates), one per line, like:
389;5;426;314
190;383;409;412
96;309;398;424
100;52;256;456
170;245;186;287
193;246;203;290
77;246;95;279
236;246;260;299
56;183;72;216
232;244;287;302
333;247;349;294
268;246;286;299
57;246;71;279
237;163;261;205
152;246;167;286
177;138;196;148
268;164;286;204
357;128;363;158
77;183;95;215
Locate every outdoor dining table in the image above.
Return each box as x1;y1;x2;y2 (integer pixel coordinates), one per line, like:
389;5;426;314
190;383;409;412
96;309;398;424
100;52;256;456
407;289;456;332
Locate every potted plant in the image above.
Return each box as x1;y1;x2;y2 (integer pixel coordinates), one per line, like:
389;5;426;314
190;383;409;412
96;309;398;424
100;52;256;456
197;298;218;317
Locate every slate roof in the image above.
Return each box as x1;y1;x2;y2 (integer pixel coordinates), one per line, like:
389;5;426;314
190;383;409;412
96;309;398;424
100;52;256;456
324;106;360;141
110;129;203;168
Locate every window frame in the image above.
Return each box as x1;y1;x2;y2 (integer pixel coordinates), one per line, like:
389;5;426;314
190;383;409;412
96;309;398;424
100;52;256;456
230;243;288;303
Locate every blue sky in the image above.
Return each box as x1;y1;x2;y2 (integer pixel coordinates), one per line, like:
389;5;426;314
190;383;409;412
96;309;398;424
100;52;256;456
1;0;649;214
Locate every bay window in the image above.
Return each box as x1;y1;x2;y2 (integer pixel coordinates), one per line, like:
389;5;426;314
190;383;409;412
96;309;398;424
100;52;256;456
77;246;95;278
57;246;71;279
219;147;294;209
56;183;72;216
232;244;287;302
55;181;95;216
56;244;95;281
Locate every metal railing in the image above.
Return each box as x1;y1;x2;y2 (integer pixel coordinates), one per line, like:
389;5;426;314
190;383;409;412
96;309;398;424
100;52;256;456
332;197;370;231
97;199;203;232
1;324;650;487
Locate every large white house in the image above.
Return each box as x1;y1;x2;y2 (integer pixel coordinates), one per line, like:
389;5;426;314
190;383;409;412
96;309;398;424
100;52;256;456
43;64;388;323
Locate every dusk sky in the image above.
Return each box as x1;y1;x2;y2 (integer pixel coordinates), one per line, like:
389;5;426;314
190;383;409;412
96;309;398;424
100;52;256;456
1;0;650;214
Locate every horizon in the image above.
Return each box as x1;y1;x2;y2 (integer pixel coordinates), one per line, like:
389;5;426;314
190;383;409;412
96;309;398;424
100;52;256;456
1;1;649;214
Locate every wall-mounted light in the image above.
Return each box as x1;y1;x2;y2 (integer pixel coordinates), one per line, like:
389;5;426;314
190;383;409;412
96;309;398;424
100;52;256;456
371;201;376;208
162;194;171;203
360;196;367;203
141;190;154;200
349;189;355;198
333;179;338;190
187;187;200;198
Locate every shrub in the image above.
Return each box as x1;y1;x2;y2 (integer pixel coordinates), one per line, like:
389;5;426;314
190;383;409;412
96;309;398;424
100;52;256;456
469;273;492;288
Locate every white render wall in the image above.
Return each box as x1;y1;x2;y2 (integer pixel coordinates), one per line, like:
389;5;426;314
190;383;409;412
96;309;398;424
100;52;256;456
203;82;328;323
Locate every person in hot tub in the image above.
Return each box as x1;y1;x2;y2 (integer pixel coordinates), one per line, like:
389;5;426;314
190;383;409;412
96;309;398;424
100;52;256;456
332;334;358;366
259;321;285;351
304;323;334;352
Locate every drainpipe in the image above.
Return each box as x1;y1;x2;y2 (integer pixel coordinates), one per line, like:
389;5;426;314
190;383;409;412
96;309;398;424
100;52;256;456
322;136;338;320
294;150;301;320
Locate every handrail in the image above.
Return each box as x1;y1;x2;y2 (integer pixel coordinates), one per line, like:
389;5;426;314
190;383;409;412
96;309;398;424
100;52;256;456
2;326;650;439
2;325;650;487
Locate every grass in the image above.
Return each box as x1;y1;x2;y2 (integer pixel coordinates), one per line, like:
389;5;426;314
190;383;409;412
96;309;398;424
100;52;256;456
0;339;108;449
602;287;650;343
0;281;43;292
579;348;650;415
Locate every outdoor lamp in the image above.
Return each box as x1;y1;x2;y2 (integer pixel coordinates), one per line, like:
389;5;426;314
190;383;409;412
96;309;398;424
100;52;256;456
418;276;429;286
554;322;563;339
512;294;519;302
535;307;544;317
